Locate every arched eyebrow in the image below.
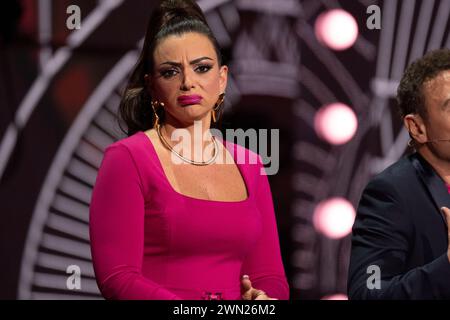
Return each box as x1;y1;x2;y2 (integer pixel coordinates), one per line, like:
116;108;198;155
159;56;213;67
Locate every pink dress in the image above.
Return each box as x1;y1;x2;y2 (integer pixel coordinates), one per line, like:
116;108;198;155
89;131;289;300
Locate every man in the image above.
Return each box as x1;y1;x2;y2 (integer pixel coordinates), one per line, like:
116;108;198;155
348;48;450;299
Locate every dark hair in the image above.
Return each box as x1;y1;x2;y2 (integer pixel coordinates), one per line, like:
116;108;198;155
118;0;224;137
396;48;450;120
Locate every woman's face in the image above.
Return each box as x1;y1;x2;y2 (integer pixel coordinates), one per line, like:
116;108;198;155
148;32;228;126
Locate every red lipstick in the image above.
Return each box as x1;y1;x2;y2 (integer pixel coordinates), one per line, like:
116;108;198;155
178;94;202;106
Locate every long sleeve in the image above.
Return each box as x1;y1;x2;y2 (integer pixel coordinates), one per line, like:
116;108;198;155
348;177;450;299
240;156;290;300
89;144;181;300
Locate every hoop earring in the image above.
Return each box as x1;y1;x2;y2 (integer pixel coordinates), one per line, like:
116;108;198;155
407;139;415;148
212;93;225;123
151;100;165;129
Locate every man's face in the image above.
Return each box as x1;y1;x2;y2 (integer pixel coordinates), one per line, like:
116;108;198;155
422;70;450;162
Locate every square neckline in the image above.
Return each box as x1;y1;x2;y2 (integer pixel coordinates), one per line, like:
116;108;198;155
138;131;251;204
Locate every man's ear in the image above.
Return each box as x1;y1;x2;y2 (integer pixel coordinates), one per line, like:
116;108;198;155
219;65;228;94
404;114;428;144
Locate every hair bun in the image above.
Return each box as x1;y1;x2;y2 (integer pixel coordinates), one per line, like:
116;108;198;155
159;0;208;26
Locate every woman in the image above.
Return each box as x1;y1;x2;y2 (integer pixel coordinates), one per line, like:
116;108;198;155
89;0;289;300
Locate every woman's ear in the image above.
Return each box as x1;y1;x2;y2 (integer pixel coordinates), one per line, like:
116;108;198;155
144;74;153;96
219;65;228;94
404;114;428;144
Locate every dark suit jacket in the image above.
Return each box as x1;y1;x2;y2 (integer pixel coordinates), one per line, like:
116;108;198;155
348;152;450;299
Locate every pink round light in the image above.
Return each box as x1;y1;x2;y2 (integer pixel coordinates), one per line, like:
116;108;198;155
313;197;355;239
321;294;348;300
314;102;357;145
315;9;358;51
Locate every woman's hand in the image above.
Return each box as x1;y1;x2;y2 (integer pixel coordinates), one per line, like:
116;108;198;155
240;275;278;300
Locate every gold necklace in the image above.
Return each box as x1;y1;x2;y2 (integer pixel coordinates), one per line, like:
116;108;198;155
156;123;219;166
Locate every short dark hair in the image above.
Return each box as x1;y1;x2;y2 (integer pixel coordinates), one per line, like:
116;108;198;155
396;48;450;119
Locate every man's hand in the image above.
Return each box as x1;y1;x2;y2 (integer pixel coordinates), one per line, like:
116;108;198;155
442;207;450;263
240;275;278;300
